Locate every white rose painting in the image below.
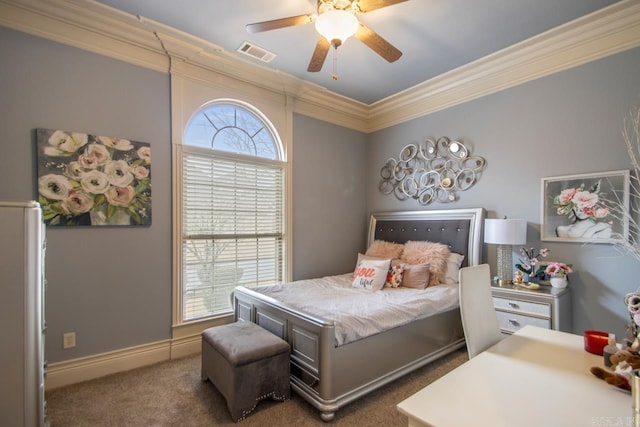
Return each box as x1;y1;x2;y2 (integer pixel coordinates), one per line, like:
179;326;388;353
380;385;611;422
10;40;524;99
36;128;152;226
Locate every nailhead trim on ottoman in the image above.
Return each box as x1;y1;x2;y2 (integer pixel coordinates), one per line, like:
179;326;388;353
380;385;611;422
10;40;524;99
201;321;291;422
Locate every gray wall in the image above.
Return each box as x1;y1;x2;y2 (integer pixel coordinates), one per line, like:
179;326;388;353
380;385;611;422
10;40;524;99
0;27;173;363
3;21;639;363
0;27;368;363
367;46;640;338
292;114;368;280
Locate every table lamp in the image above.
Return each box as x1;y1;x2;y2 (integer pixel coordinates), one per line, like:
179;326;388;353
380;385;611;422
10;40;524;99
484;218;527;285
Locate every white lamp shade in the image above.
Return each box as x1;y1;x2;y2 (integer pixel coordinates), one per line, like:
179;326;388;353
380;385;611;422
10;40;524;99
484;218;527;245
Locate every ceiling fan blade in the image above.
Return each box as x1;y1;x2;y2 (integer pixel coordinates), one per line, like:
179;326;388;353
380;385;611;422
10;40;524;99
355;22;402;63
307;37;331;72
246;13;315;34
356;0;408;13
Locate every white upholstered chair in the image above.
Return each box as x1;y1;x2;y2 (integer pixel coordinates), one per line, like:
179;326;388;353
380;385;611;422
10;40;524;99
459;264;503;358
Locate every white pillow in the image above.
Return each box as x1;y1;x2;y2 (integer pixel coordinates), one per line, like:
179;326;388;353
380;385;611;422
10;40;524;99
352;258;391;291
354;252;387;273
442;252;465;285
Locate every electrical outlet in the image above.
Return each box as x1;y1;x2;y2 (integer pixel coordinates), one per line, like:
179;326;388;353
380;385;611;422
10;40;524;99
63;332;76;349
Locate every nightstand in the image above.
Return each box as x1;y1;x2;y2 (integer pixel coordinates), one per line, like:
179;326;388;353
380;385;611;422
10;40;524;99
491;283;572;334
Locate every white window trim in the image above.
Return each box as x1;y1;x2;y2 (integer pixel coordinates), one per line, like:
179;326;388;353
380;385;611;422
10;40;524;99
171;71;292;336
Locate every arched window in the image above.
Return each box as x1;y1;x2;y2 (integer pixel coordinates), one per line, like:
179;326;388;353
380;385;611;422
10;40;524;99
184;102;282;159
180;100;285;321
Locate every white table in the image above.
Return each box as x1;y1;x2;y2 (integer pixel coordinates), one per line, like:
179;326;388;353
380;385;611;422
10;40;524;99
397;325;633;427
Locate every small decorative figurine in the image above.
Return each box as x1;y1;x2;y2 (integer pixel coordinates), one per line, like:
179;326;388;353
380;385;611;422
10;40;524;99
513;270;524;285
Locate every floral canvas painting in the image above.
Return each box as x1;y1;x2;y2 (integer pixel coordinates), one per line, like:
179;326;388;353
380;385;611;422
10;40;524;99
36;128;152;226
541;170;629;243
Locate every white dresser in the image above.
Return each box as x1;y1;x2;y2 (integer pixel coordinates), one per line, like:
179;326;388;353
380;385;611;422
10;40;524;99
491;283;571;334
0;202;46;426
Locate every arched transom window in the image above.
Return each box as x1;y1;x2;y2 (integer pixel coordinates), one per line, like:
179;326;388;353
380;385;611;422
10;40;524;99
184;102;282;159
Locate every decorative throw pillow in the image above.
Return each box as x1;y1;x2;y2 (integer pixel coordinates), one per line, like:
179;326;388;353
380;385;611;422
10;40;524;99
385;263;405;288
352;258;391;291
442;252;465;285
354;252;387;274
401;240;451;287
366;240;404;260
400;262;431;289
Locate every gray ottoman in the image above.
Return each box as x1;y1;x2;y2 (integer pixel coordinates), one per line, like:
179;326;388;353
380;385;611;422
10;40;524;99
201;321;290;421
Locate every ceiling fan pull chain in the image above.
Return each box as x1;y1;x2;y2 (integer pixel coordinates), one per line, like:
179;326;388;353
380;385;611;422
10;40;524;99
332;45;338;80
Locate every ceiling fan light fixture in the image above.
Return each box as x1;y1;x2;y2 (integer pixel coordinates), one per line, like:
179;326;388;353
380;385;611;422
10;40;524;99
315;9;358;45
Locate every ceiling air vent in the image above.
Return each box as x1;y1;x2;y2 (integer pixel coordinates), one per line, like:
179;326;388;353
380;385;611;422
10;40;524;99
237;41;276;63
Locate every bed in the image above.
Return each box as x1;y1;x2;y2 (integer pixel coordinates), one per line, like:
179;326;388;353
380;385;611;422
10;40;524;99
233;208;484;421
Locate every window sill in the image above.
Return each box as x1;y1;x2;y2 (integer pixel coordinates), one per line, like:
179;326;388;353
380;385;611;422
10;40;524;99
172;313;234;340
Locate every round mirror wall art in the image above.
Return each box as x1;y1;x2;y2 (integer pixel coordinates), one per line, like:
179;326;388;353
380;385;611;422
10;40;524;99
379;137;486;205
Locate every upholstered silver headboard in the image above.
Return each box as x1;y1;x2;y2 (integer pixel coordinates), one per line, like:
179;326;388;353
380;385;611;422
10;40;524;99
367;208;485;267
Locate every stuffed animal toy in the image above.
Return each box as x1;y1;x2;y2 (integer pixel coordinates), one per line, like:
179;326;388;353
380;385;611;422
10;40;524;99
590;349;640;391
626;293;640;352
610;350;640;368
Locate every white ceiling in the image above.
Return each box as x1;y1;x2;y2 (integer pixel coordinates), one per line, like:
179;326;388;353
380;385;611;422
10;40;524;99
95;0;620;105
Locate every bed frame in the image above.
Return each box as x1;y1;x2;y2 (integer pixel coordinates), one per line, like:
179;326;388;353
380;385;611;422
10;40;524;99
233;208;484;421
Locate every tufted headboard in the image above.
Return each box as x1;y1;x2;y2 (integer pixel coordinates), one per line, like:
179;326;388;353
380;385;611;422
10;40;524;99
367;208;485;267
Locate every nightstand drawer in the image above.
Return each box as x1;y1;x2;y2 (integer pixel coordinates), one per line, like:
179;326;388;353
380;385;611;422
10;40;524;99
495;311;551;333
492;297;551;317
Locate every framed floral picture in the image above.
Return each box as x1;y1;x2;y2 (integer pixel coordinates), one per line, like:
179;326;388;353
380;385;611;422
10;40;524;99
36;128;152;227
541;170;629;243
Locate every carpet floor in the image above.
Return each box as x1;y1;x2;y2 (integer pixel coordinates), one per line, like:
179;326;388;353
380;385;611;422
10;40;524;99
46;348;468;426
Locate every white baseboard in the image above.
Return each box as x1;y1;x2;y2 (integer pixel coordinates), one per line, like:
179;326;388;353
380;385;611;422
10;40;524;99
45;312;232;390
45;336;201;391
170;333;202;360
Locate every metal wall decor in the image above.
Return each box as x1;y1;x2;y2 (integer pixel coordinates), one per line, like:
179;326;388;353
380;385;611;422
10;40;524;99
379;137;486;205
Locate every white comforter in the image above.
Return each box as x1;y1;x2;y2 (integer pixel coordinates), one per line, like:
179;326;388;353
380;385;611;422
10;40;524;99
251;274;460;346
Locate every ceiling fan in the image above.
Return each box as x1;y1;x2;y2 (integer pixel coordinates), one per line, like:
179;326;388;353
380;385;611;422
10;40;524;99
246;0;406;79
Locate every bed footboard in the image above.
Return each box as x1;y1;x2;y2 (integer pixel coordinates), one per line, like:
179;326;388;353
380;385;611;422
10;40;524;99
234;286;335;403
233;285;464;422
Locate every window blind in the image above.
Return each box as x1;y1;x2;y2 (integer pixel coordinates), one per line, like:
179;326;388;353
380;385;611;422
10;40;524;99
182;149;284;320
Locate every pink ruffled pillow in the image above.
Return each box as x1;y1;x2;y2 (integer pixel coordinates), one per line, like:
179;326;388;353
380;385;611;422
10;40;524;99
365;240;404;260
401;240;451;287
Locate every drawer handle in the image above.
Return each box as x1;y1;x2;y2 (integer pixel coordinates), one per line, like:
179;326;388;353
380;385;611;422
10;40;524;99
508;302;519;308
508;319;520;326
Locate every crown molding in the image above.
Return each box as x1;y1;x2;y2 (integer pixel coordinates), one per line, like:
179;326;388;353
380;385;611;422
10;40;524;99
366;0;640;132
145;21;371;130
1;0;639;134
0;0;169;72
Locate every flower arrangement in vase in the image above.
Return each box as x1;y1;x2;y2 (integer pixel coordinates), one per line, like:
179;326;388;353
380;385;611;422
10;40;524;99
515;247;549;282
544;262;573;288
